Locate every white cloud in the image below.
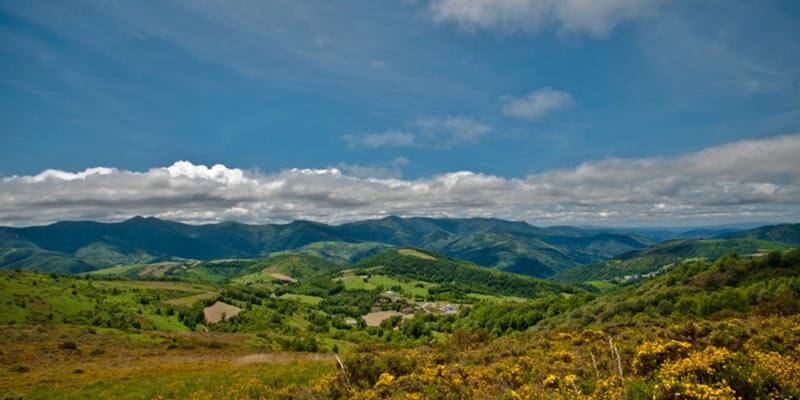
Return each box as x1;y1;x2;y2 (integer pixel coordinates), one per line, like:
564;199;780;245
414;116;491;145
336;157;411;179
1;134;799;226
502;87;573;120
427;0;661;37
342;131;416;148
344;116;491;149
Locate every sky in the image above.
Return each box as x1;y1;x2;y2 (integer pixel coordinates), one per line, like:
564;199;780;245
1;0;799;227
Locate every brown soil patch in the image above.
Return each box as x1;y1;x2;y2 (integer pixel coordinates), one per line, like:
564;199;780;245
362;311;403;327
138;262;178;278
203;301;242;324
269;272;297;283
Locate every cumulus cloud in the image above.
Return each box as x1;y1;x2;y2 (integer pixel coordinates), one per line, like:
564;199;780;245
427;0;661;37
502;87;573;120
343;116;491;149
1;134;799;226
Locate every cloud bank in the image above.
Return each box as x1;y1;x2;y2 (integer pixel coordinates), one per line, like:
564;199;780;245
427;0;662;37
1;134;799;227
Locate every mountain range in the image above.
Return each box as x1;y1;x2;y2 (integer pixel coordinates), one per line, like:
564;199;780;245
1;216;797;277
0;216;656;276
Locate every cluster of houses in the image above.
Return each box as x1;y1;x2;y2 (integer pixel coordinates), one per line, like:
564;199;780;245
617;262;677;283
358;290;460;327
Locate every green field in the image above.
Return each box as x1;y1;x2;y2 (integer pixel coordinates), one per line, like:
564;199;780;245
86;264;145;276
584;280;617;290
465;293;527;302
339;274;432;298
279;293;323;305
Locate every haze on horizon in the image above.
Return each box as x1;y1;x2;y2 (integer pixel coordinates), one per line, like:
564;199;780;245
1;1;799;227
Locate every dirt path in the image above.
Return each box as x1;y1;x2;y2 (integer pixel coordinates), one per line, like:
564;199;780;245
235;352;333;366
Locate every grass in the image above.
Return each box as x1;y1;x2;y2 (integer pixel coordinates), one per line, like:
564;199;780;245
279;293;323;305
171;267;229;283
87;264;144;276
165;291;220;307
0;271;204;329
94;280;214;292
340;275;375;290
585;280;617;290
231;270;277;286
0;325;334;400
465;293;527;303
340;274;432;298
397;248;436;260
370;275;431;297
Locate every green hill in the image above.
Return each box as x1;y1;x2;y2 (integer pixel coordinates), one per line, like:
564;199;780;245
352;248;577;299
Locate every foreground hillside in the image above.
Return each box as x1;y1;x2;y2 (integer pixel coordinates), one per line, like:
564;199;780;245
325;248;800;399
0;243;798;398
0;216;653;277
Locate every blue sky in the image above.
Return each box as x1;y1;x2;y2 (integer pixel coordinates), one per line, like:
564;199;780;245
0;0;799;226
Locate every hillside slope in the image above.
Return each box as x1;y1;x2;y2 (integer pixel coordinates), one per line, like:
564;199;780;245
718;223;800;244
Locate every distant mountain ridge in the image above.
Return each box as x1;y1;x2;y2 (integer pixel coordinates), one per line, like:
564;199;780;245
554;223;800;284
0;216;654;276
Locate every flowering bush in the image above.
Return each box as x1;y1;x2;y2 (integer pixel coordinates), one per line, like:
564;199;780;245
654;379;737;399
632;340;692;375
312;317;800;400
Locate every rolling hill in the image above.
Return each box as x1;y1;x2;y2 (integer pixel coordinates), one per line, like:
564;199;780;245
0;216;652;276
